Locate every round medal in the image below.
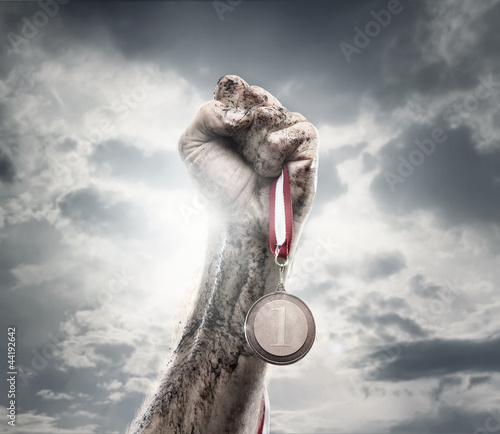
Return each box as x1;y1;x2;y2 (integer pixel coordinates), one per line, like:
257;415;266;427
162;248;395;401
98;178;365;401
245;292;315;365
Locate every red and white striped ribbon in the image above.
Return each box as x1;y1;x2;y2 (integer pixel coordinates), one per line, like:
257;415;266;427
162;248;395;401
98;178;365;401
269;164;293;260
257;387;270;434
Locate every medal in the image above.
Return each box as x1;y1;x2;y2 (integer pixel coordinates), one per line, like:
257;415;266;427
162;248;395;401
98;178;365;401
245;164;316;365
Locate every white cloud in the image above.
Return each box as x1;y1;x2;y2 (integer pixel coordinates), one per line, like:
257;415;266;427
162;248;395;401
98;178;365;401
107;391;126;402
98;379;122;391
124;377;152;394
0;407;98;433
36;389;73;400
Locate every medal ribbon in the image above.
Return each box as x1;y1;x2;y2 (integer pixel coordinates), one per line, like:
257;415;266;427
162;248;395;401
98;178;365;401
269;163;293;260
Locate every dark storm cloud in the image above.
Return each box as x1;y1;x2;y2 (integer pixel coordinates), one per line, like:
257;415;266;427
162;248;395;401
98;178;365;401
91;140;190;190
58;187;148;238
409;274;442;299
0;219;62;279
370;3;500;116
0;147;16;183
370;124;500;225
5;1;500;127
375;313;426;338
389;405;500;434
361;250;406;281
24;0;429;125
346;291;424;339
366;336;500;381
430;376;462;401
353;311;427;339
467;375;491;390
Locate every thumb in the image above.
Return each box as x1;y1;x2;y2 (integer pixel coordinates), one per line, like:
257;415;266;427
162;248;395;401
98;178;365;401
179;100;253;159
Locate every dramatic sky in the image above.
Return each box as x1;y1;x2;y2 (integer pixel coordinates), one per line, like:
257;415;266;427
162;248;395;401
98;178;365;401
1;0;500;433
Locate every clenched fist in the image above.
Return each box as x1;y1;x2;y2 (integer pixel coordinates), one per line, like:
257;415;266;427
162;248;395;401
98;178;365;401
131;76;319;434
179;75;319;233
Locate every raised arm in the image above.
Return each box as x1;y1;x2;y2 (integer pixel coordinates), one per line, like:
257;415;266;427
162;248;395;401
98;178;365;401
129;75;318;434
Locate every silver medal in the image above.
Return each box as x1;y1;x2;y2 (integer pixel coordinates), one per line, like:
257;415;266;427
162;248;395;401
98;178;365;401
245;286;315;365
245;164;316;365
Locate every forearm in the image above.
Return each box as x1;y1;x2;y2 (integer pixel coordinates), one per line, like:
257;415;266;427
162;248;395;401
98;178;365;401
131;219;291;434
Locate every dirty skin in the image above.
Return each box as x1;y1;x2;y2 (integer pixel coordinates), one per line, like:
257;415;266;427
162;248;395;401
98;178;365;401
129;75;318;434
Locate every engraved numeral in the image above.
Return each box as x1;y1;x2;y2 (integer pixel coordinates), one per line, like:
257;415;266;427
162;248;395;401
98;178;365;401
270;306;291;347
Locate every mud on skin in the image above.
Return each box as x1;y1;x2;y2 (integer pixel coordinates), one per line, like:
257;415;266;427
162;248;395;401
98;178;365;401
128;75;318;434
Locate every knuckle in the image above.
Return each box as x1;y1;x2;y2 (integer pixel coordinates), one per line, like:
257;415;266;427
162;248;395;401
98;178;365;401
288;111;308;123
307;123;320;145
214;75;247;103
200;100;217;116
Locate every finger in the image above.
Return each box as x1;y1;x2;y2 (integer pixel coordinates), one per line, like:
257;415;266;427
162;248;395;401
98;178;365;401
214;75;249;107
241;106;308;164
254;121;318;178
178;100;253;159
214;76;283;110
239;85;283;109
264;122;319;222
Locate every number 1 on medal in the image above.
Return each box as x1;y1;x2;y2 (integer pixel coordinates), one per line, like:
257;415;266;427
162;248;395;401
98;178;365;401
271;306;291;347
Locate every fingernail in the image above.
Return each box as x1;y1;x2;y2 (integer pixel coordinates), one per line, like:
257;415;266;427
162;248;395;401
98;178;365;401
226;108;251;123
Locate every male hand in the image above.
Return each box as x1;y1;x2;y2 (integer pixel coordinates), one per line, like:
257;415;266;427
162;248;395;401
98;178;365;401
179;75;319;233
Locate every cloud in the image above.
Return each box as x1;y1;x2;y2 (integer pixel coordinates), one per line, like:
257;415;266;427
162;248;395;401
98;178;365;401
350;310;427;339
91;140;190;190
58;188;148;238
375;313;427;338
93;343;135;365
328;142;368;164
361;250;407;281
409;274;443;299
467;375;491;390
124;377;151;394
2;1;500;433
362;152;377;172
430;376;462;401
370;124;500;226
108;391;126;402
0;148;16;183
0;406;99;433
365;336;500;381
389;405;499;434
36;389;73;400
98;379;122;391
314;150;348;207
